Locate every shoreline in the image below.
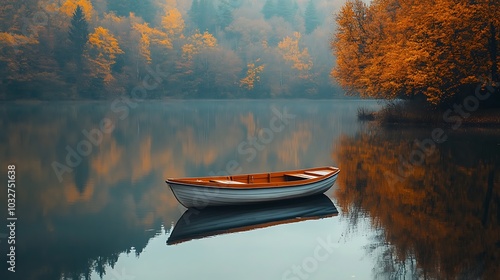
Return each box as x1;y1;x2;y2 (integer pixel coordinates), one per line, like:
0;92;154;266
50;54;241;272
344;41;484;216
359;106;500;128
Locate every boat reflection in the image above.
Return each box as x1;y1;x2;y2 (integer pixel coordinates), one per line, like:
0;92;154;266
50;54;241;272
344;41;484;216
167;194;338;245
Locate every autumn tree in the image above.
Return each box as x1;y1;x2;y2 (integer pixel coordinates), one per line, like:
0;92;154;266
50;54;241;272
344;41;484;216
333;128;500;279
161;8;185;38
331;0;370;96
332;0;500;105
278;32;313;78
0;0;340;99
133;22;172;63
0;33;39;97
240;59;265;90
68;5;89;66
182;31;217;61
60;0;93;21
86;27;124;84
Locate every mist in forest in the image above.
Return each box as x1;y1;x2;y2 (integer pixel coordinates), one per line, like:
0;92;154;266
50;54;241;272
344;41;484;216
0;0;346;99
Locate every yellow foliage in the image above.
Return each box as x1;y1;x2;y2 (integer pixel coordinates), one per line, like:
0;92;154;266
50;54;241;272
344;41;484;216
86;27;124;83
240;60;265;90
161;8;185;37
103;12;126;24
199;31;217;48
182;31;218;60
133;22;172;63
0;32;38;46
60;0;93;20
278;32;313;77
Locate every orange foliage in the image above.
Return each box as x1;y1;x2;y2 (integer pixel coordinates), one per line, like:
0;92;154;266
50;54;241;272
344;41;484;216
60;0;93;20
161;8;185;38
0;32;38;46
333;129;500;279
332;0;500;104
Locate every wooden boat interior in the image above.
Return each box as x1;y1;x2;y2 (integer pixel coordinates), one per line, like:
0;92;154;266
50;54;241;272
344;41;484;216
170;167;340;188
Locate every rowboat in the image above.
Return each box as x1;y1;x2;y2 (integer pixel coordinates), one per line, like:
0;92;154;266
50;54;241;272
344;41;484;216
166;166;340;208
167;194;338;245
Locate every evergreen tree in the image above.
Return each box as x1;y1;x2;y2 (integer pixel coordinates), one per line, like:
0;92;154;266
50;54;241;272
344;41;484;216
189;0;217;33
304;0;320;34
262;0;276;19
198;0;217;33
189;0;201;28
68;5;89;64
277;0;295;22
218;0;234;30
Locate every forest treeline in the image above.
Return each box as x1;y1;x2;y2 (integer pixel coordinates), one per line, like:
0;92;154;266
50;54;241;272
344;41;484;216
332;0;500;106
0;0;341;99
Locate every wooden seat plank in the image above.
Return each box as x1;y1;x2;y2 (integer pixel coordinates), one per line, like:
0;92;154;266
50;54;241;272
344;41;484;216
285;173;317;180
304;170;331;176
209;179;245;184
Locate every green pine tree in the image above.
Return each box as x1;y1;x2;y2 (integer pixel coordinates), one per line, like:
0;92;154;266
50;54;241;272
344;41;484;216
68;5;89;64
304;0;320;34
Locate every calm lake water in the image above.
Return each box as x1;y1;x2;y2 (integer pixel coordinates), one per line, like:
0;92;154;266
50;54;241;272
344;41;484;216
0;100;499;280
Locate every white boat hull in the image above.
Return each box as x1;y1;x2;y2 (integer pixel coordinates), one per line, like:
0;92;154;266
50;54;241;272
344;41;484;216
167;173;338;208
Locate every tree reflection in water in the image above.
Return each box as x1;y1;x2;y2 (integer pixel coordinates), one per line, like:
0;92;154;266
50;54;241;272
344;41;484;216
333;127;500;279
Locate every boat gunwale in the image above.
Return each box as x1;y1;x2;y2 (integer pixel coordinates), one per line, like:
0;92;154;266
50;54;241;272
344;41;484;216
166;166;340;190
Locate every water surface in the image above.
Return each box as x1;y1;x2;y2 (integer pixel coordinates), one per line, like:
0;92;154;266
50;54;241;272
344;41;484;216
0;100;498;280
